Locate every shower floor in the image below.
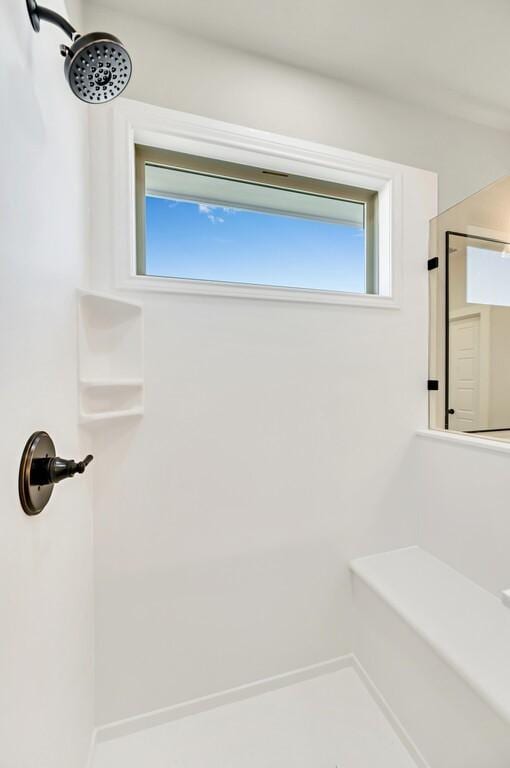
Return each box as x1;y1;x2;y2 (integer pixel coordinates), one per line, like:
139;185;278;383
92;666;420;768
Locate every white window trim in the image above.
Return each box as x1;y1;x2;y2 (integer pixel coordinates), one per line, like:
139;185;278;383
111;98;403;307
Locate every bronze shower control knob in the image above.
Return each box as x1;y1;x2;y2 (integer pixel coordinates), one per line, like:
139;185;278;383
19;431;93;516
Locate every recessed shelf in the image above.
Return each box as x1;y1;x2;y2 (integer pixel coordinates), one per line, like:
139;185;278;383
78;290;144;423
80;378;144;388
80;407;144;424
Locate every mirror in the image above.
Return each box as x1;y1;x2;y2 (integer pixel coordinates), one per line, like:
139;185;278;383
446;232;510;438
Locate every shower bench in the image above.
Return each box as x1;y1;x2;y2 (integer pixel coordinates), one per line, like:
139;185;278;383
350;546;510;768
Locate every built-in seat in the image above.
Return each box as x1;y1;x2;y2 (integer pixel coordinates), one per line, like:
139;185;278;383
350;546;510;768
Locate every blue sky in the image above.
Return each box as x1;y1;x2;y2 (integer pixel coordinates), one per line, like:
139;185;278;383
144;196;366;292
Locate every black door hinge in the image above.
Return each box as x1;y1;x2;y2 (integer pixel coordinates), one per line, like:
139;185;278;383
427;379;439;391
428;256;439;271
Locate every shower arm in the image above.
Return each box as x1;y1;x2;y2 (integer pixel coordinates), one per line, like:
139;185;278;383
27;0;77;39
25;0;132;102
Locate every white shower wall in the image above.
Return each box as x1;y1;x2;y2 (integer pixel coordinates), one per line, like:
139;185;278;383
91;272;433;725
413;435;510;597
86;2;510;213
0;0;94;766
3;0;510;761
88;108;436;728
84;2;510;729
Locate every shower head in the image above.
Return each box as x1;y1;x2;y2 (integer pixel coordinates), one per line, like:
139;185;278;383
26;0;132;104
63;32;132;104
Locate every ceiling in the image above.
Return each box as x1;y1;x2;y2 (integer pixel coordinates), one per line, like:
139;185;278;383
89;0;510;131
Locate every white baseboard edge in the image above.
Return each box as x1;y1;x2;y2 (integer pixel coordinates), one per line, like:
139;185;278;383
95;655;353;743
85;727;97;768
352;656;431;768
94;654;428;767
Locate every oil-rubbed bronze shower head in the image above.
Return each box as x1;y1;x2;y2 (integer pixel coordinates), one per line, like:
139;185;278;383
26;0;132;103
63;32;132;104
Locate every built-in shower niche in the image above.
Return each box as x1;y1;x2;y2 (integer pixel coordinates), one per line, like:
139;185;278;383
78;290;143;423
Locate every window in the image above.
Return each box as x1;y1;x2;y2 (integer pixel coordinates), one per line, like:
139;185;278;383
135;145;378;296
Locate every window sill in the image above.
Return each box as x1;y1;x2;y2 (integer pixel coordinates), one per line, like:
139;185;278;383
119;273;399;308
416;428;510;454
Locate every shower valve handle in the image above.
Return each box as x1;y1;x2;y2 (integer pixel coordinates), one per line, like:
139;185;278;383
19;431;94;515
47;453;94;484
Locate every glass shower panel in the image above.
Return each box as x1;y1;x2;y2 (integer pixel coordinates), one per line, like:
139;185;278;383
429;176;510;441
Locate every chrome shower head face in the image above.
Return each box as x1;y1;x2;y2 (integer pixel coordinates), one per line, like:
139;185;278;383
64;32;132;104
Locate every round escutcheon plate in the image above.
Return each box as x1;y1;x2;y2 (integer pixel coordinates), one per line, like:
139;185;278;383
19;431;56;515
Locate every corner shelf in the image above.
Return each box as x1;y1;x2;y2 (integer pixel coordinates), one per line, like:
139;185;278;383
78;290;144;424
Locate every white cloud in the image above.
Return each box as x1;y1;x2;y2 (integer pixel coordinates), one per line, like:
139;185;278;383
197;202;225;224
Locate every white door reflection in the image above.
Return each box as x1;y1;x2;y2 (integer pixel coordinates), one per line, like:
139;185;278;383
447;233;510;438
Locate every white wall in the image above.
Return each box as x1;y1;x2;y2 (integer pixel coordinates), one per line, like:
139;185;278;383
85;3;510;213
412;436;510;597
92;258;435;725
0;1;94;766
86;41;437;728
83;3;510;727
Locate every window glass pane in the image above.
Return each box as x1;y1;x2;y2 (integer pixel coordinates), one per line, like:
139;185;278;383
467;244;510;307
141;163;371;293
